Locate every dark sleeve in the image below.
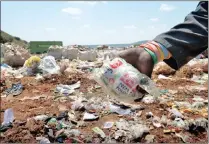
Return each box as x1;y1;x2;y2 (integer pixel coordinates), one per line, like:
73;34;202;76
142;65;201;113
153;1;208;70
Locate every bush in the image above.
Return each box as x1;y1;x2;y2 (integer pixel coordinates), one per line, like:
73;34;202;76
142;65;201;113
14;36;21;41
0;36;7;43
23;40;28;44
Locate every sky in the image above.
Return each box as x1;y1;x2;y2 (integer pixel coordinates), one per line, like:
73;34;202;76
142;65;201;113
1;1;199;45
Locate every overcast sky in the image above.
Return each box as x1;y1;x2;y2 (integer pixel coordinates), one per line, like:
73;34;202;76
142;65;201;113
2;1;199;45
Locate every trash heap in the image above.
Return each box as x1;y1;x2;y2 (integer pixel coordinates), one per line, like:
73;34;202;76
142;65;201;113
2;43;31;67
47;45;98;62
0;49;208;143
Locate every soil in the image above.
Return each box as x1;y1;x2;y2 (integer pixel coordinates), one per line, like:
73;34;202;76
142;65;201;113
0;60;208;143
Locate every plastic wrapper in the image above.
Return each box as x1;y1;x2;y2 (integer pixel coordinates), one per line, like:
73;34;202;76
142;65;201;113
38;56;60;75
92;57;160;102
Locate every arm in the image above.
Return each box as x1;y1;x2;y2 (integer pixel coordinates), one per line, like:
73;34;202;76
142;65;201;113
153;1;208;70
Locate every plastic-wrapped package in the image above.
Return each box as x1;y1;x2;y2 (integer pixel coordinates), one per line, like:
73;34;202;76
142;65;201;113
92;57;160;102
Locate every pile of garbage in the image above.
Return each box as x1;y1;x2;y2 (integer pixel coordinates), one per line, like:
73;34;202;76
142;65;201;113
47;45;98;62
0;48;208;143
2;43;31;67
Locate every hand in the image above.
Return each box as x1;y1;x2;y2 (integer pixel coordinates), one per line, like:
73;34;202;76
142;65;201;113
118;47;154;78
118;48;154;95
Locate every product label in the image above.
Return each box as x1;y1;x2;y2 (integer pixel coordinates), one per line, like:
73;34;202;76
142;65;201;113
120;73;137;89
110;59;123;69
115;82;130;94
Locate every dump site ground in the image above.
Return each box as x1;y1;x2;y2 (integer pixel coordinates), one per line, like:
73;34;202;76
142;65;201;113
0;57;208;143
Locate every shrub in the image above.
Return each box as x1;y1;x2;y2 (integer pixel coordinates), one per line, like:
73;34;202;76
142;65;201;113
14;36;21;41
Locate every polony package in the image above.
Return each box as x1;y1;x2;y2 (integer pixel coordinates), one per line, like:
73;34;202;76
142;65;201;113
92;58;160;102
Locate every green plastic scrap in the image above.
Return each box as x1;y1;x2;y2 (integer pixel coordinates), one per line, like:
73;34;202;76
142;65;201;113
92;127;106;138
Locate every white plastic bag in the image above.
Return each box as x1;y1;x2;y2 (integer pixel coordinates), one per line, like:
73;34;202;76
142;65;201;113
2;108;14;125
39;56;60;75
92;57;160;102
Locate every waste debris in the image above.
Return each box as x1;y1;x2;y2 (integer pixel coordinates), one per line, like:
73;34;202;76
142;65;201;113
3;43;31;67
83;112;99;121
0;50;208;143
92;127;106;138
103;122;114;129
4;82;23;96
2;108;14;126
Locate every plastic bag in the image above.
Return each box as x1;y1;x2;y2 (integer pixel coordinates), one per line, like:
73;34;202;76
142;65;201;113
92;57;160;102
38;56;60;75
2;108;14;125
24;56;41;68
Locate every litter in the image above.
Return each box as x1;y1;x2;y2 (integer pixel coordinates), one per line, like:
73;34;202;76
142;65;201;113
115;119;149;141
160;115;168;126
57;111;69;120
24;56;41;76
35;74;44;81
0;122;13;132
191;74;208;84
146;112;154;119
38;56;60;75
2;108;14;126
64;129;81;137
33;115;49;121
83;112;99;121
4;82;23;96
92;127;106;138
168;108;184;119
109;103;132;115
55;81;80;96
192;96;205;102
78;50;97;62
175;132;192;143
0;48;207;143
192;102;205;109
62;47;79;60
3;43;31;67
152;116;161;128
92;57;160;102
173;101;192;109
36;137;50;144
170;118;186;128
47;45;63;60
142;94;156;104
71;100;85;111
103;122;114;129
55;85;75;96
145;134;155;143
163;129;175;134
158;74;171;80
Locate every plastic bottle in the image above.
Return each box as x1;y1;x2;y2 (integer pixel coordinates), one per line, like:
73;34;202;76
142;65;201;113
93;57;161;102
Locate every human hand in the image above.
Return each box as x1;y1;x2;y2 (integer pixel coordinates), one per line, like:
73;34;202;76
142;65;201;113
118;47;154;78
118;47;154;95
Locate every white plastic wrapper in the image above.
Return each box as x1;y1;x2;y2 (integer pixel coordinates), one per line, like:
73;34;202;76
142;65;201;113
92;58;160;102
38;56;60;75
